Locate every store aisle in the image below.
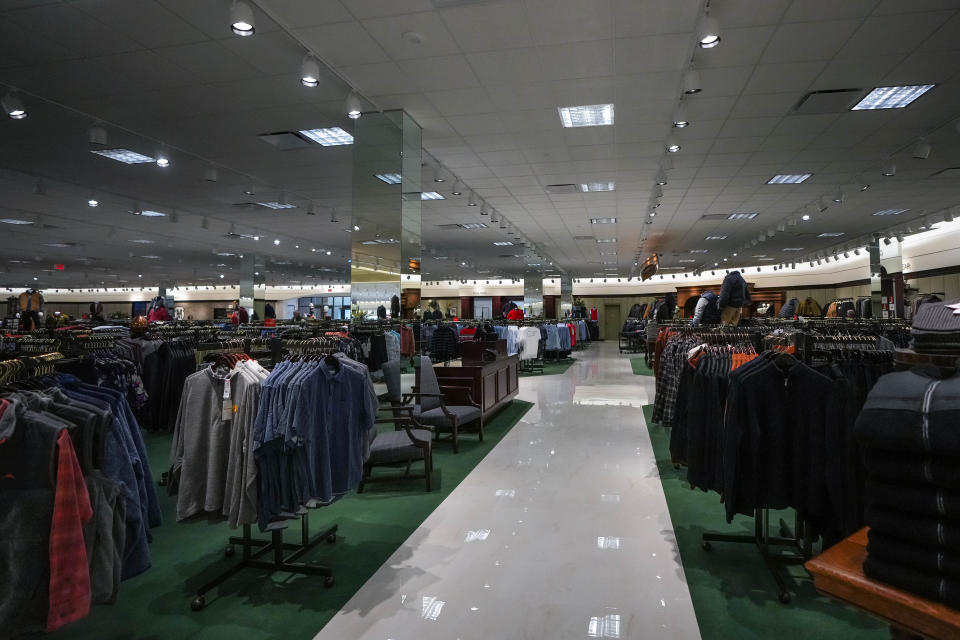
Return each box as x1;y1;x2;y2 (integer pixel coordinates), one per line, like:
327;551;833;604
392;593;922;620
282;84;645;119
314;342;700;639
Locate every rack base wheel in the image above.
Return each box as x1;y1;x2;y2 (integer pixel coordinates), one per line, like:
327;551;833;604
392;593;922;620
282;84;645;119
224;544;235;557
326;533;337;544
701;541;712;551
324;576;335;589
191;596;206;611
778;592;791;605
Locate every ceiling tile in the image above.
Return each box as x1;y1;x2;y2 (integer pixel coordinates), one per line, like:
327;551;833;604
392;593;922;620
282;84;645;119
613;0;701;36
361;11;460;60
743;61;827;94
525;0;613;46
398;55;480;91
296;21;390;67
439;1;534;52
466;48;548;86
425;87;496;116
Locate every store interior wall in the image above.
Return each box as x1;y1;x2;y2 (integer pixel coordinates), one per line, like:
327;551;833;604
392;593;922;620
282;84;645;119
904;273;960;300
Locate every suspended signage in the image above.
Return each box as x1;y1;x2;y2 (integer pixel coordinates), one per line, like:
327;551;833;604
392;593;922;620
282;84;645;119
54;264;65;270
640;254;659;281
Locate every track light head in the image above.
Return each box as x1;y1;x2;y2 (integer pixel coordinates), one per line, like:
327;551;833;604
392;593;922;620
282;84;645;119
230;1;255;36
698;15;721;49
345;91;363;119
672;102;689;128
666;135;681;153
881;160;896;176
300;56;320;87
913;139;931;160
2;92;26;120
682;68;702;94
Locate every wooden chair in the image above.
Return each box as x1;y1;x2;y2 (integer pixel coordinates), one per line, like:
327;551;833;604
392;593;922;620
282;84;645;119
359;360;433;492
410;355;482;454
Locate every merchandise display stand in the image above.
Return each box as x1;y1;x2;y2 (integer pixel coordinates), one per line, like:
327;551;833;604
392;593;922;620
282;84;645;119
701;509;812;604
190;513;338;611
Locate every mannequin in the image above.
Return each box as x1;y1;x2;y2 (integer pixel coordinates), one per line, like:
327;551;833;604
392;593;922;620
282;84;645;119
147;296;170;322
18;288;43;331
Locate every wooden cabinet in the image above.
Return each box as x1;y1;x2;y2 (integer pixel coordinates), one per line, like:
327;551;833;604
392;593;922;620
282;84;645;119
425;355;520;419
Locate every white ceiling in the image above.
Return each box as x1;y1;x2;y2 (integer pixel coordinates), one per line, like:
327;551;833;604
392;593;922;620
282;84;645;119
0;0;959;287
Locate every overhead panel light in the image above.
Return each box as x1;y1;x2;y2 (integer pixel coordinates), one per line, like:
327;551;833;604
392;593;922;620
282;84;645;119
557;104;614;128
459;223;487;229
230;0;255;36
782;247;804;251
300;56;320;87
590;218;616;224
873;208;908;216
493;241;513;246
818;232;845;237
698;15;721;48
1;92;26;120
767;174;812;184
689;249;708;253
705;235;727;240
138;210;166;217
421;191;445;200
851;85;935;110
0;218;33;225
90;149;155;164
375;173;402;184
727;212;758;220
256;201;296;209
596;238;616;243
580;182;615;192
298;127;353;146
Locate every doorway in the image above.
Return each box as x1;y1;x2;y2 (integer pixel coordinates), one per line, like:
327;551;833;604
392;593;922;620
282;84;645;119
603;304;620;340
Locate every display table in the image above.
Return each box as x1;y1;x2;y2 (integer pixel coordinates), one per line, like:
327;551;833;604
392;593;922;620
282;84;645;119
806;528;960;640
418;355;520;420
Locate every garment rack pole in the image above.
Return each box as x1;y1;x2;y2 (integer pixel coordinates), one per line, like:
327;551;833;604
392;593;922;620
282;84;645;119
190;513;338;611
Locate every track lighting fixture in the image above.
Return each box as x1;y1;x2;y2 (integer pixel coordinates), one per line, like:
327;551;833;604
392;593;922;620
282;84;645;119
230;1;255;36
88;123;107;145
883;237;892;246
945;209;955;223
698;14;721;48
913;139;931;159
854;248;861;256
244;182;255;196
881;160;896;176
858;175;870;191
155;148;169;167
490;209;499;223
467;193;478;206
817;198;828;213
896;233;904;243
2;92;26;120
480;203;489;216
204;166;218;182
832;186;844;204
672;102;689;128
300;56;320;87
330;208;339;223
451;180;463;196
666;135;681;153
844;251;850;258
682;68;702;94
87;197;99;207
345;91;363;119
655;172;668;186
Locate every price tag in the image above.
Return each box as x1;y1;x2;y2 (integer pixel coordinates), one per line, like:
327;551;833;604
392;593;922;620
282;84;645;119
221;378;233;421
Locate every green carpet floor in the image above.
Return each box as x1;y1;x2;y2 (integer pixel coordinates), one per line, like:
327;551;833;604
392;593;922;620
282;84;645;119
630;356;654;376
518;357;575;376
52;400;533;640
643;405;886;640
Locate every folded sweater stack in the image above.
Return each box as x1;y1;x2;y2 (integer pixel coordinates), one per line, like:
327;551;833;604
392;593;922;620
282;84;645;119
911;297;960;355
854;366;960;607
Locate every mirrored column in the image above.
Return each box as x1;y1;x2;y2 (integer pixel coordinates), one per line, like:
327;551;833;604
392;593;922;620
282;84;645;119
523;270;543;318
560;275;573;319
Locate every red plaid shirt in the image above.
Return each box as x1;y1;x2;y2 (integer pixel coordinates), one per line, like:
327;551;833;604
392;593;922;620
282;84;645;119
47;430;93;632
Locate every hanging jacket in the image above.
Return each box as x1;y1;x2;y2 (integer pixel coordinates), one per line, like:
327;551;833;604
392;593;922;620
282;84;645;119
718;271;750;309
778;298;798;318
796;297;822;317
691;291;720;326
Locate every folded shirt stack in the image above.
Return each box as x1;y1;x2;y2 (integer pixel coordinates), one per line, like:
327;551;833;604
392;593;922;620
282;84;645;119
855;365;960;607
911;298;960;355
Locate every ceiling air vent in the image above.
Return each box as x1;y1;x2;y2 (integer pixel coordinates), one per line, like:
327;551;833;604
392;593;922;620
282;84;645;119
257;131;313;150
792;89;863;115
544;184;579;195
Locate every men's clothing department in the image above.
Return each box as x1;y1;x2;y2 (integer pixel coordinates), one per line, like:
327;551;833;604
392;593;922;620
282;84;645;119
169;350;376;532
652;325;896;548
0;368;161;636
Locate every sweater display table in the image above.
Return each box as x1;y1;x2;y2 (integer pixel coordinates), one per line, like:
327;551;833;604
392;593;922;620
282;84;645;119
806;528;960;640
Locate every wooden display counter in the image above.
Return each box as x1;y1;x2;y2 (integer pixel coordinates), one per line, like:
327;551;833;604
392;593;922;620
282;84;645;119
418;354;520;420
806;528;960;640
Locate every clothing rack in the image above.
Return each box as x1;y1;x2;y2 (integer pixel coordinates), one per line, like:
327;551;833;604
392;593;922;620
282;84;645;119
191;516;337;611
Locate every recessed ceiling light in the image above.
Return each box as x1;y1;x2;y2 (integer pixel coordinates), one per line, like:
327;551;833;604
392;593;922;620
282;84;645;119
557;104;614;128
298;127;353;146
139;255;161;259
129;239;154;244
596;238;616;243
493;241;513;246
727;212;758;220
767;174;812;184
818;232;845;237
90;149;155;164
421;191;445;200
851;85;935;110
581;182;615;192
375;173;402;184
0;218;33;225
873;208;908;216
590;217;616;224
459;222;487;229
689;249;708;253
782;247;804;251
705;235;727;240
256;201;297;209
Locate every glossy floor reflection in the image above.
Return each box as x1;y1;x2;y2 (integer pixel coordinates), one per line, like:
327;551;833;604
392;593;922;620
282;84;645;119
314;342;700;640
